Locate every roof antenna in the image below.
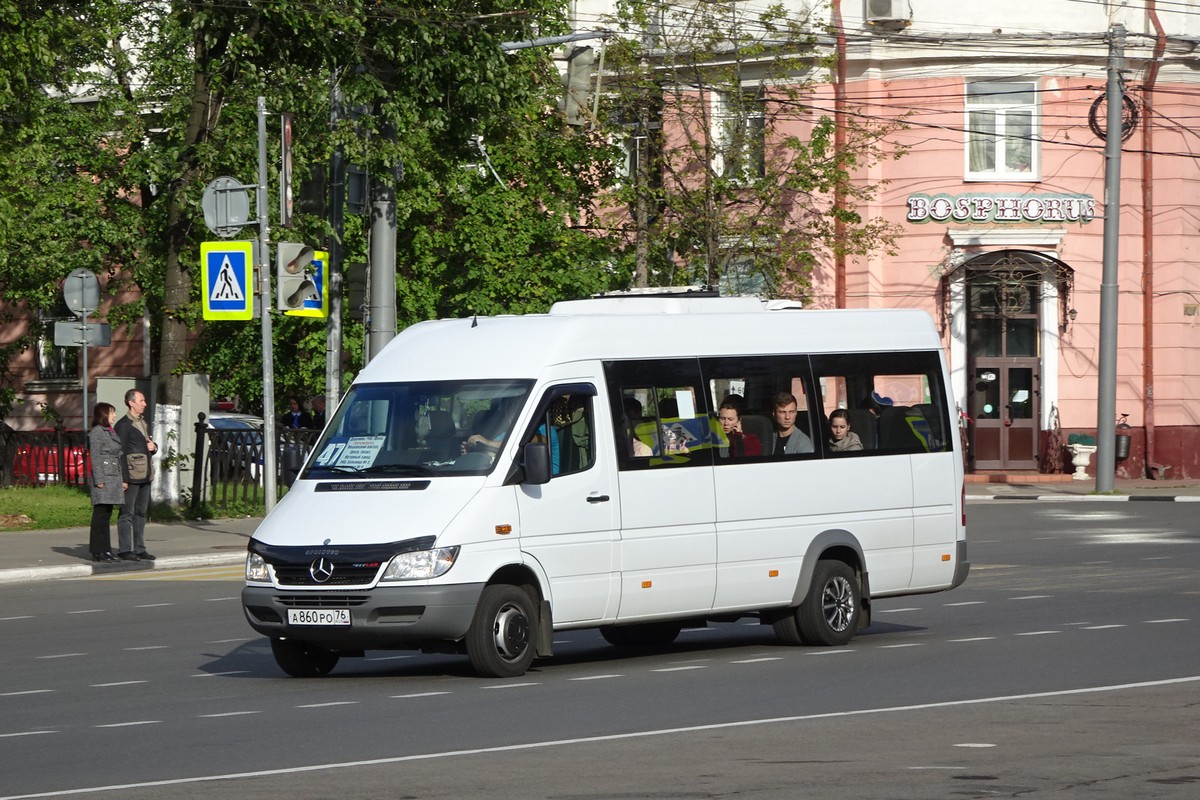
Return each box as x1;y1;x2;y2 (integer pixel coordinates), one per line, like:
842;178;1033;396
471;314;478;328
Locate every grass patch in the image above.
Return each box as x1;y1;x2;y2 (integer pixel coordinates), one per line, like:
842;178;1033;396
0;484;271;530
0;485;92;530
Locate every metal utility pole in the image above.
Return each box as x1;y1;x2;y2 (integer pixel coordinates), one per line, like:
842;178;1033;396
257;96;279;511
326;80;345;415
1095;25;1125;492
366;180;397;361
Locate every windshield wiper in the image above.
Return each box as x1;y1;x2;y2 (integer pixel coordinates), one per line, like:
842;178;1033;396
354;463;435;477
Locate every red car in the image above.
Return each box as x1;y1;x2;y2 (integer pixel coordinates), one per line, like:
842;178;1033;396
12;429;90;487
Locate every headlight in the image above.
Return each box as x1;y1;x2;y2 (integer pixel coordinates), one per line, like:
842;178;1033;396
245;552;271;583
380;547;460;581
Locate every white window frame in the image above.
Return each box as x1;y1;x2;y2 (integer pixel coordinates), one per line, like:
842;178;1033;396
964;80;1038;182
711;86;765;183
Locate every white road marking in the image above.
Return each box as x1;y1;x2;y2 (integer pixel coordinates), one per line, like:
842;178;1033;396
949;637;995;642
0;690;54;697
191;671;251;677
135;603;174;608
90;681;148;688
944;601;986;606
0;730;56;739
954;742;997;748
1146;618;1188;624
296;702;359;708
198;711;262;718
652;666;707;672
1010;595;1052;600
879;643;924;649
878;607;920;613
481;683;540;689
390;692;452;699
568;674;624;680
0;615;34;621
67;609;103;615
1015;631;1061;636
36;653;85;660
8;677;1197;800
124;646;170;651
95;721;160;728
730;657;784;663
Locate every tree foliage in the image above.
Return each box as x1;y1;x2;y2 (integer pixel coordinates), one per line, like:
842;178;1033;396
1;0;625;419
598;0;904;298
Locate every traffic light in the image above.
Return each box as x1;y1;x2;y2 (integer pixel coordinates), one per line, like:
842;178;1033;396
276;243;329;318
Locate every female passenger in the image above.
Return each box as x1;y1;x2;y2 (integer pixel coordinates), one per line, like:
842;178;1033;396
828;408;863;452
717;394;762;458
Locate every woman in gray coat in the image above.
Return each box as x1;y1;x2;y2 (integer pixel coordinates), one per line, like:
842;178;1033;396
87;402;126;562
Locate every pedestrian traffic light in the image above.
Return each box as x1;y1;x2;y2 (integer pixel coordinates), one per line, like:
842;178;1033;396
276;243;329;318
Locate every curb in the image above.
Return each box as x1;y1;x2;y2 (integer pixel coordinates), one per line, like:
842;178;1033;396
0;551;245;586
967;494;1200;502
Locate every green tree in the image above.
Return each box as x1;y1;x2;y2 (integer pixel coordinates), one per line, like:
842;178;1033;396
599;0;903;297
3;1;626;421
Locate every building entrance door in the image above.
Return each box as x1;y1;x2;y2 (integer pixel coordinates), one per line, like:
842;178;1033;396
969;360;1039;469
965;265;1042;471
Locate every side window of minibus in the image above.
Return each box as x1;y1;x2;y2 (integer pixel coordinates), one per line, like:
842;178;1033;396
810;352;951;455
604;359;712;470
702;355;818;460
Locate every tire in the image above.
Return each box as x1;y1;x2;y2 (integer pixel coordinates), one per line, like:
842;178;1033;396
599;621;683;648
773;560;860;647
465;584;537;678
270;637;339;677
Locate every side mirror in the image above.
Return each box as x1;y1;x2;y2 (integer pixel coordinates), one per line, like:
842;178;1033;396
522;441;551;485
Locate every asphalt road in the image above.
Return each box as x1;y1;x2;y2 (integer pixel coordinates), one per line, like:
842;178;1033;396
1;501;1197;799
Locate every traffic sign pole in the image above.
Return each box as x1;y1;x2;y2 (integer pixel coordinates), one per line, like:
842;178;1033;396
258;96;278;512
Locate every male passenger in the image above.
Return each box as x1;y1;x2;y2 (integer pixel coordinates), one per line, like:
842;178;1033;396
770;391;814;456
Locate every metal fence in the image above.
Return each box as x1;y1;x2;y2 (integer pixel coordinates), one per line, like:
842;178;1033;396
191;418;320;510
0;426;90;488
1;421;320;512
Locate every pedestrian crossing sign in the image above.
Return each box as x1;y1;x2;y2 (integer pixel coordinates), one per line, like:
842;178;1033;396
201;241;254;321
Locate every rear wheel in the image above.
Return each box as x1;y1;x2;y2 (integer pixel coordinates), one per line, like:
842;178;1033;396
270;637;339;677
773;559;860;647
465;584;537;678
599;621;683;648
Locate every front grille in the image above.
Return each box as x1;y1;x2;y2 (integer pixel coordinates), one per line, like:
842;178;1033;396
272;561;383;586
275;594;371;608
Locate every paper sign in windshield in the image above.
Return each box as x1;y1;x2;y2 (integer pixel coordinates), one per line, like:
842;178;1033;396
314;435;385;470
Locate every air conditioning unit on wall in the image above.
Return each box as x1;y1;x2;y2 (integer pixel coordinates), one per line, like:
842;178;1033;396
865;0;911;27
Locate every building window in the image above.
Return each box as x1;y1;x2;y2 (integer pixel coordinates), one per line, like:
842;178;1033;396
37;305;80;383
964;80;1037;181
712;88;765;182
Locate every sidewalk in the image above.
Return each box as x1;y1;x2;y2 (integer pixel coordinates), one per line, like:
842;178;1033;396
0;515;262;585
1;477;1197;585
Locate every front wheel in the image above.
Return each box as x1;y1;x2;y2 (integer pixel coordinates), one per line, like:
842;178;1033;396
465;584;537;678
270;637;339;677
773;559;861;647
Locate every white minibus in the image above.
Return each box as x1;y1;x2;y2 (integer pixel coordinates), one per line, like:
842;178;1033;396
242;296;969;677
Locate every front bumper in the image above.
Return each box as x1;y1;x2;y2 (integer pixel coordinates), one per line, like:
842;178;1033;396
241;582;485;650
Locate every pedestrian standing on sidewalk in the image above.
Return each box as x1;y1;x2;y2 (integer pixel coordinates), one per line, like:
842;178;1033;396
114;389;158;561
87;402;126;562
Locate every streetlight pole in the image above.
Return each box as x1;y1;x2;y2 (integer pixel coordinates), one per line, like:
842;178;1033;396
1094;25;1124;493
257;96;279;511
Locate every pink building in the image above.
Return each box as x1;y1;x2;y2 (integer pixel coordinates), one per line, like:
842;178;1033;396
575;0;1200;479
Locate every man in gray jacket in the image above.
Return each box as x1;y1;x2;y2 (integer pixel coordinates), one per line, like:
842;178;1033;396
114;389;158;561
770;392;814;456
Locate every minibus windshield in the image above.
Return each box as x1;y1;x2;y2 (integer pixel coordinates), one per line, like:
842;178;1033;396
303;379;533;478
